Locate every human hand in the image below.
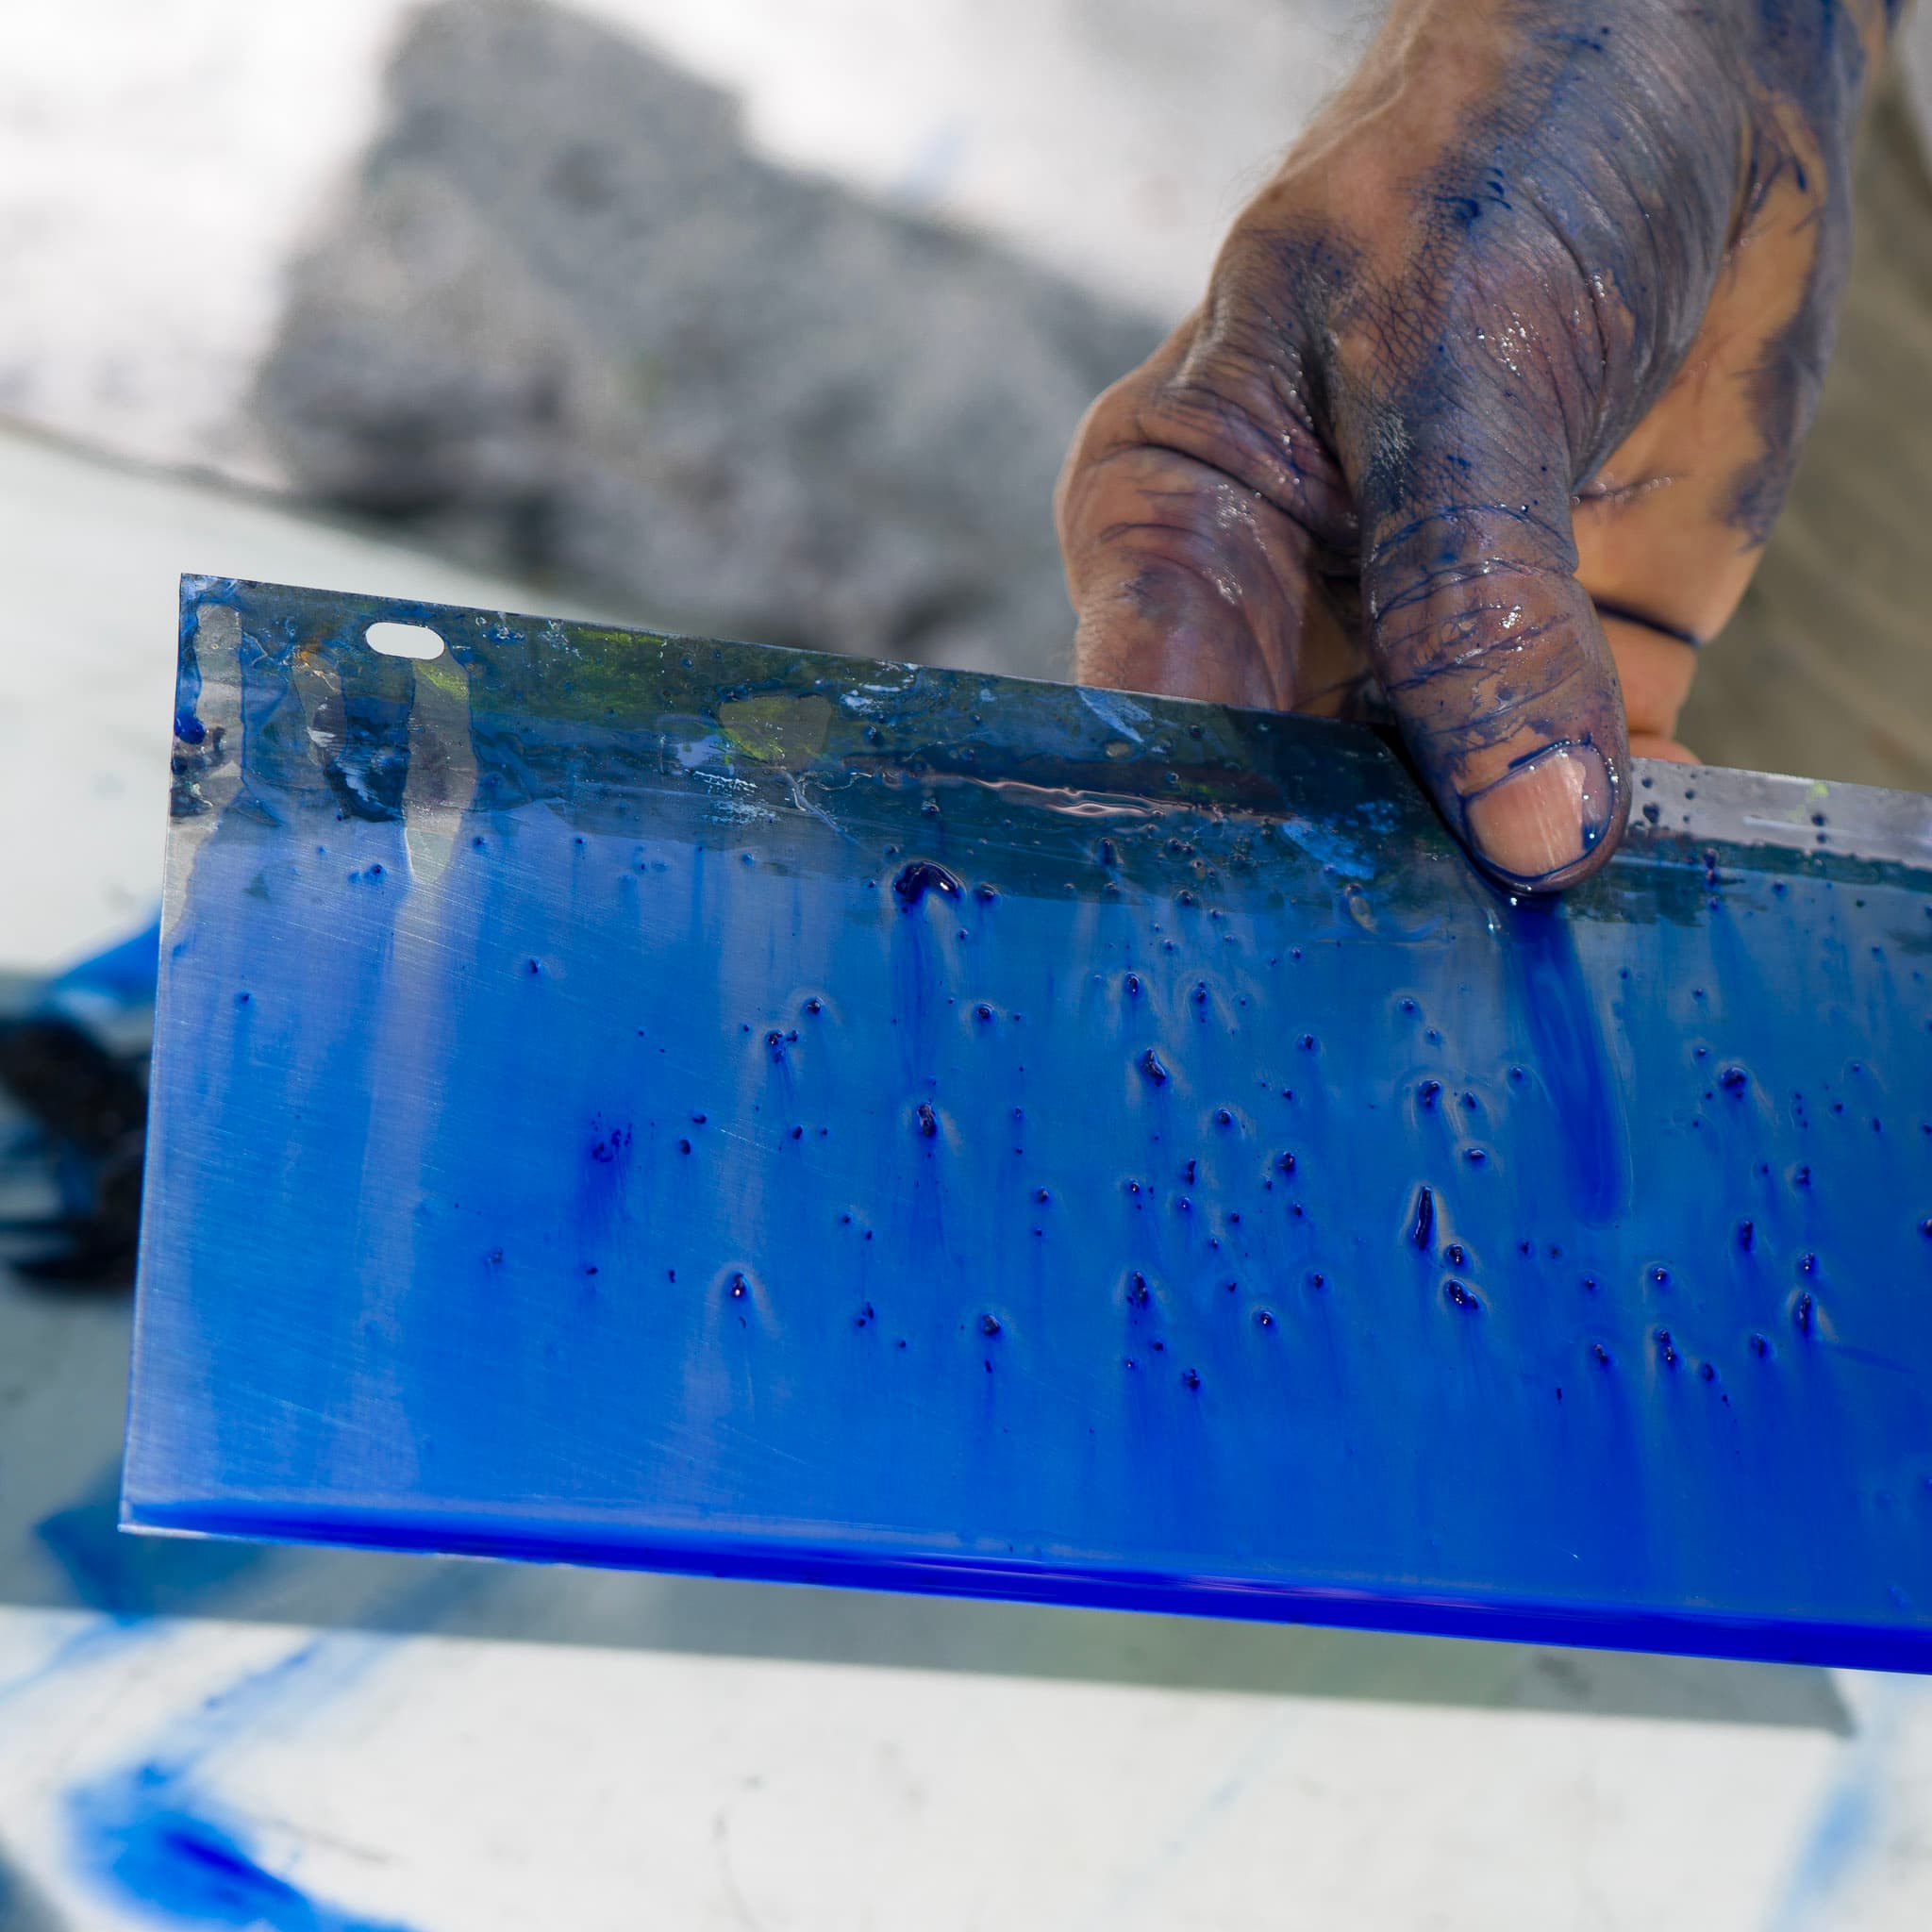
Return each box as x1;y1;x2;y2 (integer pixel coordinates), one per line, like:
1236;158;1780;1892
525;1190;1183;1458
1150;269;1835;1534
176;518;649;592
1056;0;1890;890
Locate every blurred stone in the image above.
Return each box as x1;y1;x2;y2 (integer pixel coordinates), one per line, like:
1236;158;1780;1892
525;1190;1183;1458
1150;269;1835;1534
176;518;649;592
256;0;1161;679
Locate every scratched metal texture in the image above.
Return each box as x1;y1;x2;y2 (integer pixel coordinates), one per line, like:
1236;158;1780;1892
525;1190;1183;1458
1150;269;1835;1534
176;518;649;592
124;577;1932;1667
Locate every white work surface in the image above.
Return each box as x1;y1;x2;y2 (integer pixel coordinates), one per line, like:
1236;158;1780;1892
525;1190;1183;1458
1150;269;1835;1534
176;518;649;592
2;428;1930;1928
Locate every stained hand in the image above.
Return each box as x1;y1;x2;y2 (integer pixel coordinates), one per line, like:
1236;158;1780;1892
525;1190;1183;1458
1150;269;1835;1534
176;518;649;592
1056;0;1890;889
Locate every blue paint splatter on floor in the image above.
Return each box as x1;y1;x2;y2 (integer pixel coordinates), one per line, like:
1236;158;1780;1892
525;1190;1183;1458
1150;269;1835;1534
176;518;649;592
70;1775;411;1932
65;1639;420;1932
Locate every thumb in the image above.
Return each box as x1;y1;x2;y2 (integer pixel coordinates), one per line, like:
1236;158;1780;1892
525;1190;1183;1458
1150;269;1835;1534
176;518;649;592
1347;405;1631;892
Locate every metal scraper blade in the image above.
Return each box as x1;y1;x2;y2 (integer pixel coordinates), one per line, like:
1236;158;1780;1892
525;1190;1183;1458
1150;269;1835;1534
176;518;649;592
124;575;1932;1667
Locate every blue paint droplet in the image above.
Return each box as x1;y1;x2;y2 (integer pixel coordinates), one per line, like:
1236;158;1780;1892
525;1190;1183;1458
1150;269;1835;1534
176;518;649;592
1409;1186;1435;1249
892;861;962;907
1139;1049;1170;1086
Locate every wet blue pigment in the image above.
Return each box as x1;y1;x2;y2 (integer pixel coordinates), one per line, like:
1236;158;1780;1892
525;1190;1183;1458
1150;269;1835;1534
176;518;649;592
123;581;1932;1668
65;1639;416;1932
70;1778;409;1932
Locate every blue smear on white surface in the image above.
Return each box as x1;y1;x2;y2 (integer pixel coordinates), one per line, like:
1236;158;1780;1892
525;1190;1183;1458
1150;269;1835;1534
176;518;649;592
0;1839;63;1932
70;1779;410;1932
66;1636;423;1932
1762;1679;1919;1930
123;581;1932;1667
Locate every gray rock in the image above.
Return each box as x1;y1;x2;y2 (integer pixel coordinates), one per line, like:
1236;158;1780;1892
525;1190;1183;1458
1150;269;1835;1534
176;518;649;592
255;0;1163;679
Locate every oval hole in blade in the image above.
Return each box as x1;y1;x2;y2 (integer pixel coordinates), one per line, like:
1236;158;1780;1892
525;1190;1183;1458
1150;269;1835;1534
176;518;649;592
365;621;446;660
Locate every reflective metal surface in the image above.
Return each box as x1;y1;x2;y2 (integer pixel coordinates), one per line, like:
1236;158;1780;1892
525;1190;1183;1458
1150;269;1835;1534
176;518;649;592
125;576;1932;1667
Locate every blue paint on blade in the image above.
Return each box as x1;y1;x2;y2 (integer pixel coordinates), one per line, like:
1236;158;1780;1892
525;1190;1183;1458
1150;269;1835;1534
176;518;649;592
121;580;1932;1667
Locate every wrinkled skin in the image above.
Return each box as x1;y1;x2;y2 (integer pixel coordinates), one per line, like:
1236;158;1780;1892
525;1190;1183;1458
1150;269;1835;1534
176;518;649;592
1057;0;1894;889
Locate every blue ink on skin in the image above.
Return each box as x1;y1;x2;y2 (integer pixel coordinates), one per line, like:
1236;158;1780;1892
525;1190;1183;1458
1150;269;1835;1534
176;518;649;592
1051;0;1887;887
